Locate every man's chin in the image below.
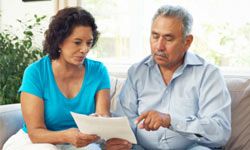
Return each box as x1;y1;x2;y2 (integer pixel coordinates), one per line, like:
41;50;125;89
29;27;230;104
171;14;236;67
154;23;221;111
154;56;168;64
154;59;172;68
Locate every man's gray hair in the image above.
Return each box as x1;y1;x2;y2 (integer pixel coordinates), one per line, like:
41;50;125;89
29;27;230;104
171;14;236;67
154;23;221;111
152;5;193;37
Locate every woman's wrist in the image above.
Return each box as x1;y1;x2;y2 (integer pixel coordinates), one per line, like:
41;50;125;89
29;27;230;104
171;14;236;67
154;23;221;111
90;113;110;117
59;130;71;144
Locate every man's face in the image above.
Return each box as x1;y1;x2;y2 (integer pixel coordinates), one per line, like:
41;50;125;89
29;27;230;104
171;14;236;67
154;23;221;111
150;16;193;69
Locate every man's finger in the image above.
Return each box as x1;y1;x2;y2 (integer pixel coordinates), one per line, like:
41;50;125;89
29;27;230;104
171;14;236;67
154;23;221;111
143;115;151;125
152;122;161;130
135;112;148;124
106;138;129;145
106;145;130;150
138;122;144;129
106;138;131;150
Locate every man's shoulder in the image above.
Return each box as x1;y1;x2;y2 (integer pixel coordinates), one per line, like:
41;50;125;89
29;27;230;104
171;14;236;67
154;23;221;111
185;52;222;79
186;52;219;70
128;55;152;74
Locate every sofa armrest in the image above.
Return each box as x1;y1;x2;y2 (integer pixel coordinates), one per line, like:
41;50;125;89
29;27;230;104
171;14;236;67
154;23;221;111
0;104;23;149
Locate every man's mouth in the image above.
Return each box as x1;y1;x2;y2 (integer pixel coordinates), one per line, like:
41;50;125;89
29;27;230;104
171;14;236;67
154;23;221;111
154;51;168;58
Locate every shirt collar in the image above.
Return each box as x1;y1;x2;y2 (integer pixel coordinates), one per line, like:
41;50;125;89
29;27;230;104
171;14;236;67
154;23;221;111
183;52;203;67
144;55;155;67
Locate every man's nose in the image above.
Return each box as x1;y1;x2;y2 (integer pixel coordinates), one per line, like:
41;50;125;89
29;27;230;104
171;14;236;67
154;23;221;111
156;37;165;50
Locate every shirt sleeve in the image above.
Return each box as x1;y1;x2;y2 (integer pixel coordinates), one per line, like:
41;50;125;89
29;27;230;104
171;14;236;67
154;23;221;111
96;63;111;91
169;68;231;147
18;63;43;100
112;68;139;133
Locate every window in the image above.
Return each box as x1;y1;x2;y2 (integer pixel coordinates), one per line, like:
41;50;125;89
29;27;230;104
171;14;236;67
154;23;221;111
81;0;250;75
1;0;249;75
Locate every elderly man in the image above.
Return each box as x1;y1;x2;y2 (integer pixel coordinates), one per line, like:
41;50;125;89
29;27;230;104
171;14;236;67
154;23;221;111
107;5;231;150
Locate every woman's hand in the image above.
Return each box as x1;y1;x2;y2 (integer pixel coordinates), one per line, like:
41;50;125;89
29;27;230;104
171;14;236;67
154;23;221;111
64;128;100;148
90;113;110;117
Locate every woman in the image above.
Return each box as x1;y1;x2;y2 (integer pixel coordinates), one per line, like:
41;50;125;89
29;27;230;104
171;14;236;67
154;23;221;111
3;7;110;150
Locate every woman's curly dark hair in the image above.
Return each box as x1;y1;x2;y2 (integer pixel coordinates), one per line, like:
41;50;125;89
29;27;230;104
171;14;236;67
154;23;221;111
43;7;100;59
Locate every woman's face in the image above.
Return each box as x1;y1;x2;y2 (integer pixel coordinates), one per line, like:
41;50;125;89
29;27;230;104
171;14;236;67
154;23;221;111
59;25;93;66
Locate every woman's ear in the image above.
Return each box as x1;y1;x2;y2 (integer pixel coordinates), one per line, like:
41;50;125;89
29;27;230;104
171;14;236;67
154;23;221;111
58;43;62;49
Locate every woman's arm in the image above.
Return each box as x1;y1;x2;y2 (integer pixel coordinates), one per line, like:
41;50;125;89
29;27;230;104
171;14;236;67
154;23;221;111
95;88;133;150
21;92;67;144
21;92;99;147
95;89;110;116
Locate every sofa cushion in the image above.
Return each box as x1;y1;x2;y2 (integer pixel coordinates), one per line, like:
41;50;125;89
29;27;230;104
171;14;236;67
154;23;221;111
0;104;23;150
225;77;250;149
110;77;125;112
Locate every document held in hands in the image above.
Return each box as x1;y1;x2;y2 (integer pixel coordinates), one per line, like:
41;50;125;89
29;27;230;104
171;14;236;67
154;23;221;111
71;112;137;144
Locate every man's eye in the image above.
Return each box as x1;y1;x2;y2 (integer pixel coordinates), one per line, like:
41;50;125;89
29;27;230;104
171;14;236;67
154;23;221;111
152;34;159;39
165;37;173;41
166;38;173;41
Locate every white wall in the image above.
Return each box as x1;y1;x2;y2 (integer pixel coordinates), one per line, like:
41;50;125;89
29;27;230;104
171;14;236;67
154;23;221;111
0;0;54;30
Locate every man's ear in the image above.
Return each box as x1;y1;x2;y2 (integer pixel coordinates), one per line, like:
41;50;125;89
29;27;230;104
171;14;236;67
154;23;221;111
184;34;193;49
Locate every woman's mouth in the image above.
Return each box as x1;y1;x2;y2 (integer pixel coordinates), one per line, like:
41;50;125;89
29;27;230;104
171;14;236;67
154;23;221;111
75;56;85;62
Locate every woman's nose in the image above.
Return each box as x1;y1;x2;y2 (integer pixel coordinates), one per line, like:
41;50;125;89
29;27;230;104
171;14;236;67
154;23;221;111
80;45;89;53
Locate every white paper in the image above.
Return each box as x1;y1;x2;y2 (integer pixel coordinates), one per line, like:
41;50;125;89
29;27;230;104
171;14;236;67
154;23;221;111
71;112;137;144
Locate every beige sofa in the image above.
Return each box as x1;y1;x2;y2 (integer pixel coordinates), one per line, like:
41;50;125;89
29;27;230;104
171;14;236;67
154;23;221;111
0;75;249;150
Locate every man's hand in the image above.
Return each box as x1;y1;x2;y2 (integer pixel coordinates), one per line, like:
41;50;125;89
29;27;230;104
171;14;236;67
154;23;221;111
105;138;132;150
135;110;171;131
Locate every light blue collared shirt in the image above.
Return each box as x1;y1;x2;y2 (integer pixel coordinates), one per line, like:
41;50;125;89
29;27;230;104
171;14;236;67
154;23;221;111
114;52;231;149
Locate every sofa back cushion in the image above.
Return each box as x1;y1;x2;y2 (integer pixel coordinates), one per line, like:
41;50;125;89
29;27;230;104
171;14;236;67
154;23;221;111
110;77;125;112
0;104;23;150
224;76;250;149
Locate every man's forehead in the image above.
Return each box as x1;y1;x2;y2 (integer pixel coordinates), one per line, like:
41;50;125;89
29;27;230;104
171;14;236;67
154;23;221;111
151;16;183;35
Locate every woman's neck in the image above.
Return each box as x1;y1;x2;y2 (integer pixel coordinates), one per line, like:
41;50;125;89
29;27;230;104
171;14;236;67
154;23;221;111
52;59;84;79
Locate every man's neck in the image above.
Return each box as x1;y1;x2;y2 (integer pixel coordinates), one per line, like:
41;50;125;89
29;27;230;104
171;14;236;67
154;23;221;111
158;59;184;85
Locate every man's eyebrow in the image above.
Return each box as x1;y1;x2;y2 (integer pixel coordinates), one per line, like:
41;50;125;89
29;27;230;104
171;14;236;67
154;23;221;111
151;31;158;34
151;31;174;37
163;34;174;38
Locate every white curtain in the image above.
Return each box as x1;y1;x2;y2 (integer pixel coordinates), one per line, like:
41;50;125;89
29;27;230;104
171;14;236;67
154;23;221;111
54;0;82;11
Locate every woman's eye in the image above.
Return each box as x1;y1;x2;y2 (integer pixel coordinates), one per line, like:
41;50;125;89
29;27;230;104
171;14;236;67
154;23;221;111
87;41;93;47
74;41;81;45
